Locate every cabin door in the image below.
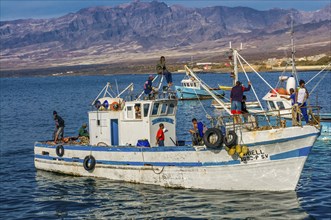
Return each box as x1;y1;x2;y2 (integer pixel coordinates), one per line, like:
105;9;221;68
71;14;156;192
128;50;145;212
111;119;119;145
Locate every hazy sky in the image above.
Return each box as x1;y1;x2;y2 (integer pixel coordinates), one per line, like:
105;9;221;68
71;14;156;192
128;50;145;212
1;0;330;21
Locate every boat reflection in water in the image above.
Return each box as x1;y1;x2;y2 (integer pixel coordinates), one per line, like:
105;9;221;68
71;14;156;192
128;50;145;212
35;170;310;219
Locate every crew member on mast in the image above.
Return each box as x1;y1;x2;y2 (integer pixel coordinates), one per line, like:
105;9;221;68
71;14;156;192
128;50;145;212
156;56;173;89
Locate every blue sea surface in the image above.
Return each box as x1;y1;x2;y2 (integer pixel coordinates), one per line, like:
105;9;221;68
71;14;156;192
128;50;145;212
0;72;330;219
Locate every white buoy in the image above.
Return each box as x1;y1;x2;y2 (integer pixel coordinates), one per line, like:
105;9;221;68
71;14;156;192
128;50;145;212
279;76;288;81
286;76;296;93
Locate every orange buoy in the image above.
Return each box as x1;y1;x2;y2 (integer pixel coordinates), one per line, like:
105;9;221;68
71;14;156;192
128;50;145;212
277;87;288;95
110;102;120;111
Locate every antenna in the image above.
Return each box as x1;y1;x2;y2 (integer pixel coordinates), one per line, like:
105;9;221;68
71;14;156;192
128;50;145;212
115;79;119;95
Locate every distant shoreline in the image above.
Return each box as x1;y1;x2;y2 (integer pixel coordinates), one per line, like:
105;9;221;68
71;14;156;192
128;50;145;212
0;63;330;78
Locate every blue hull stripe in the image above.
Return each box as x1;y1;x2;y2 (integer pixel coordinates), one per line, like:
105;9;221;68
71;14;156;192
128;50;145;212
34;154;240;166
270;146;312;160
245;132;318;147
35;132;318;152
35;146;311;167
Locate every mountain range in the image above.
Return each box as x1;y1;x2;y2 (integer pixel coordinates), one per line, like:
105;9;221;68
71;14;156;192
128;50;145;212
0;1;330;73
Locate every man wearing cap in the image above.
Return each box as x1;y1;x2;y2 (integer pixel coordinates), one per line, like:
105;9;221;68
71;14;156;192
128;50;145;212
78;123;89;138
53;111;65;143
144;75;155;99
230;81;251;117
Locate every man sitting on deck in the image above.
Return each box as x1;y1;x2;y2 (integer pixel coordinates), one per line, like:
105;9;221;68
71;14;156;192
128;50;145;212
78;123;89;138
189;118;206;145
144;75;155;100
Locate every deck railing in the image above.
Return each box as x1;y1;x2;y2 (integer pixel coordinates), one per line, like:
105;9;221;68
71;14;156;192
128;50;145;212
209;105;321;133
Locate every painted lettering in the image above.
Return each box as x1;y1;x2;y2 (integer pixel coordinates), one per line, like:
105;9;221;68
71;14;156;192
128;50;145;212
152;118;174;125
241;149;269;163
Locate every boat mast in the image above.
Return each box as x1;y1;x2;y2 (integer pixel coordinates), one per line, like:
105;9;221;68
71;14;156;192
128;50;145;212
229;42;241;86
290;18;298;84
233;49;239;86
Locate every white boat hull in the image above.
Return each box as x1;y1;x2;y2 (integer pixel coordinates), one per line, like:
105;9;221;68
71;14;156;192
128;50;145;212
34;125;319;191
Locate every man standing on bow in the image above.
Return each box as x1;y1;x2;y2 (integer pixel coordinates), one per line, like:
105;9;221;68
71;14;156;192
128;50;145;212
53;111;65;143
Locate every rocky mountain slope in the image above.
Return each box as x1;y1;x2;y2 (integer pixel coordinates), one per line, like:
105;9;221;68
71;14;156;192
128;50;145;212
0;1;330;71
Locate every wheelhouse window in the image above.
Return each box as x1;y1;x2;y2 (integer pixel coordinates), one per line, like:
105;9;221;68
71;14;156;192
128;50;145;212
277;102;285;110
168;103;175;115
152;103;160;115
161;103;168;115
143;104;150;117
126;106;133;119
134;104;141;119
269;101;276;110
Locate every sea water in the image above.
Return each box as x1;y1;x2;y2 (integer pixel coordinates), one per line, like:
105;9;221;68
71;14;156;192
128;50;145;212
0;72;330;219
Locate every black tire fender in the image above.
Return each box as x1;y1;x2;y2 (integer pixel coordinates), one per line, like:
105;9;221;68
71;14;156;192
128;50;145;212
203;128;223;149
83;155;96;171
223;130;238;147
56;145;64;157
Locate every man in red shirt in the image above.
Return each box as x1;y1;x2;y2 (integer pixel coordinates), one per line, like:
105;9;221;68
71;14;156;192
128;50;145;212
156;123;165;146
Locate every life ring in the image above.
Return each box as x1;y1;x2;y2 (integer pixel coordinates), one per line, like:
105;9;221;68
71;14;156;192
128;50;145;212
223;130;238;147
110;102;120;111
83;155;96;171
56;145;64;157
203;128;223;149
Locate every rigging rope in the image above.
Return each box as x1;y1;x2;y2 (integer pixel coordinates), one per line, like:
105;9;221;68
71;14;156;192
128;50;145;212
193;86;209;117
306;63;331;85
309;70;328;95
237;56;273;128
237;53;279;94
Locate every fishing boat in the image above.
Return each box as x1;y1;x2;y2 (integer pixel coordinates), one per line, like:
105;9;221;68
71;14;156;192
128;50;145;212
213;24;330;141
175;74;224;100
251;24;331;140
319;113;331;140
34;59;322;191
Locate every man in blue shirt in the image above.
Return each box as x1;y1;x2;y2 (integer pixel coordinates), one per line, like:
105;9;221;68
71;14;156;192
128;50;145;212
144;75;155;99
189;118;206;145
230;81;251;114
230;81;251;123
281;88;296;105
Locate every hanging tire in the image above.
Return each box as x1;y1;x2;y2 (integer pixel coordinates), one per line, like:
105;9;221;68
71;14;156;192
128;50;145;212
83;155;96;171
56;145;64;157
203;128;223;149
223;130;237;147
